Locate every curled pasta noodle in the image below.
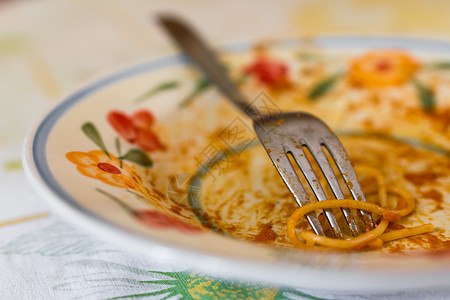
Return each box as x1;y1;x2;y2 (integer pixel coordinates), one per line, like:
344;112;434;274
355;165;387;208
379;224;434;243
286;166;434;250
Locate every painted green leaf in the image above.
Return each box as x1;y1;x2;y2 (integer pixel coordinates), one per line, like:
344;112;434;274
96;188;133;213
297;52;326;63
307;73;342;100
298;52;317;62
179;77;211;108
134;80;179;103
119;149;153;167
308;73;342;100
426;62;450;69
115;137;122;156
81;122;109;155
115;137;123;167
413;79;436;112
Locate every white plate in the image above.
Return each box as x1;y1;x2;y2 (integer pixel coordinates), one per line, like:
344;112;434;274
23;36;450;292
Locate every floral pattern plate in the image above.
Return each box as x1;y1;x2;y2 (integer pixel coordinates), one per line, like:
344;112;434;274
23;36;450;292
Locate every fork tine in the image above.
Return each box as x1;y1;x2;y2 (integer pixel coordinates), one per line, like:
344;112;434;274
262;145;325;236
304;141;363;236
253;112;373;238
321;137;375;230
285;144;345;239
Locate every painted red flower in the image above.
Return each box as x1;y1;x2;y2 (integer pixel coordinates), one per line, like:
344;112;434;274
107;109;165;152
244;55;290;87
133;210;203;234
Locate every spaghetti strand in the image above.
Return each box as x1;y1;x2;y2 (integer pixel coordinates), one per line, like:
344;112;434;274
286;165;434;250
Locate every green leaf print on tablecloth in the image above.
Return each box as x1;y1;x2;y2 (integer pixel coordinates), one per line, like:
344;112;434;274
119;271;331;300
0;221;329;299
3;159;22;171
0;221;112;256
53;259;330;300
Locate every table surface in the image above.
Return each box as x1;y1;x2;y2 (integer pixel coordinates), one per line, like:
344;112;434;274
1;1;449;299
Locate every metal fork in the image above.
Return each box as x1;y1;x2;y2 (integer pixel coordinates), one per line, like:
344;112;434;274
158;15;375;238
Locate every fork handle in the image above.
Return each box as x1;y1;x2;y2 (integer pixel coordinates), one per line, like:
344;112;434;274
158;14;261;120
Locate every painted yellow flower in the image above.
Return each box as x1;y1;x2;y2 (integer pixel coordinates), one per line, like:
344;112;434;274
349;50;419;88
66;150;141;189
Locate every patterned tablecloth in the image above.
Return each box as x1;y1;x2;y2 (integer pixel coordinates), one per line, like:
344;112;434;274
1;1;449;299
